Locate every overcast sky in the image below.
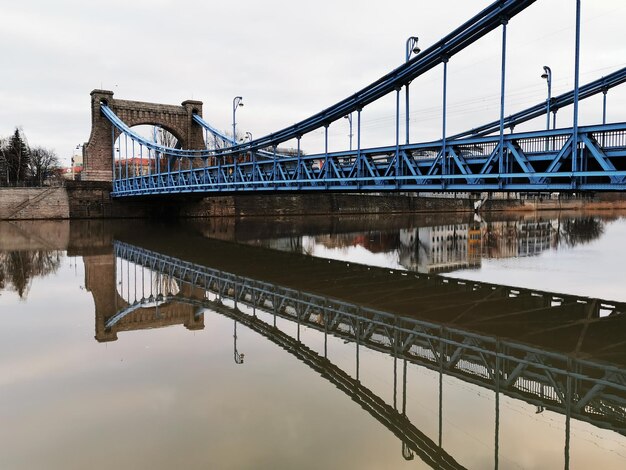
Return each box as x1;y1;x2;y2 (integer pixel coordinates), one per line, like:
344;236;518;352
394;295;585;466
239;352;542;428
1;0;625;165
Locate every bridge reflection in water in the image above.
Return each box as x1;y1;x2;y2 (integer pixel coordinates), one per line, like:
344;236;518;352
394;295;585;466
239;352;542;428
94;239;626;469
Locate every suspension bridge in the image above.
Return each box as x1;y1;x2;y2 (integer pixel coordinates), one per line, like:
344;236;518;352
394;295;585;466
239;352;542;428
80;0;626;196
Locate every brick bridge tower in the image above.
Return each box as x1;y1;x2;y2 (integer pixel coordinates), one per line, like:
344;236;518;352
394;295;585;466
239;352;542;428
83;89;205;182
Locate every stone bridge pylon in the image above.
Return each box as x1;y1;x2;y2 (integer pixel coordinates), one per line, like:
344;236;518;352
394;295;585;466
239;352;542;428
83;89;205;182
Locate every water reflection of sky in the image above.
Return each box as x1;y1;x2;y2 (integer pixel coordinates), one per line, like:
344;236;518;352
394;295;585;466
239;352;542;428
1;216;626;469
445;218;626;302
303;237;406;271
2;254;625;469
266;215;626;303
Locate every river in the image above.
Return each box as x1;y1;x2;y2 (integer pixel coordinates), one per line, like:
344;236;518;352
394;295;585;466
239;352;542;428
1;211;625;469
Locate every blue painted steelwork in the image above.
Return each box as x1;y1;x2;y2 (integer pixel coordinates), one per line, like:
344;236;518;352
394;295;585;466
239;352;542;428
112;121;626;195
542;66;552;131
498;20;507;181
572;0;582;176
405;36;420;145
193;114;234;148
118;0;536;161
452;67;626;140
216;0;537;155
603;89;608;125
232;96;243;145
104;0;626;197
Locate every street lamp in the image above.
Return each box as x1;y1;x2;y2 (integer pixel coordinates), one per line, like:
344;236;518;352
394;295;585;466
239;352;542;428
405;36;421;62
405;37;420;144
232;96;244;144
344;114;353;151
541;66;552;131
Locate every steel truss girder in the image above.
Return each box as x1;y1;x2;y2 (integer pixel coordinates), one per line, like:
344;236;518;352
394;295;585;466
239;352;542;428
112;123;626;196
113;242;626;434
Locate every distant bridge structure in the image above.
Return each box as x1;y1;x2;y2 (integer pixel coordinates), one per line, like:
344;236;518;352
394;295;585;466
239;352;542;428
82;0;626;195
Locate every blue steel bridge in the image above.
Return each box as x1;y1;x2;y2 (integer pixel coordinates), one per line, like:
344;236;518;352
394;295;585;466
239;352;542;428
94;0;626;197
106;239;626;468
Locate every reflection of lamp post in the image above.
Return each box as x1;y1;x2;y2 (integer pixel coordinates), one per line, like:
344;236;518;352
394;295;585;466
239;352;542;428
344;114;353;151
405;36;420;144
541;66;552;131
234;321;244;364
232;96;244;144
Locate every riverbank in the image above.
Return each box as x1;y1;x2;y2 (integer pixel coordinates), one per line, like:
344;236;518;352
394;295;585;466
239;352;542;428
1;182;626;220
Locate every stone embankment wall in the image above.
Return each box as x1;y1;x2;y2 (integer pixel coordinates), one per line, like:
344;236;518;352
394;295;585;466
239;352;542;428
0;187;70;220
0;182;166;220
2;183;626;220
179;194;494;217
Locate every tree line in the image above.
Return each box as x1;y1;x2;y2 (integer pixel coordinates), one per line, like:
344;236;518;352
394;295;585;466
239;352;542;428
0;128;60;186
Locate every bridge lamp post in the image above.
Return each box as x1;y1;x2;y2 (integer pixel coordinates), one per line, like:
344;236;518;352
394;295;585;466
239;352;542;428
405;36;420;144
344;114;353;151
541;66;552;131
602;88;608;125
232;96;244;144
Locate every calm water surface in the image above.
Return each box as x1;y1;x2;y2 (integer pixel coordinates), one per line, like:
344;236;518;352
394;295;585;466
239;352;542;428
1;211;625;469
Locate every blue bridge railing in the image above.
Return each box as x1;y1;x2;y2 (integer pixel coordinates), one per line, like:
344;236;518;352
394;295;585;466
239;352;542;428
111;122;626;195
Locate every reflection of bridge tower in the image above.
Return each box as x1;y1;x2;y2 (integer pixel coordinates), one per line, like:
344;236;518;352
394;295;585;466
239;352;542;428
83;252;205;342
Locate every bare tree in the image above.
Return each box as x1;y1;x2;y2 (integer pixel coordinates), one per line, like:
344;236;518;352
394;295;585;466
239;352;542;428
154;126;178;148
28;146;60;186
